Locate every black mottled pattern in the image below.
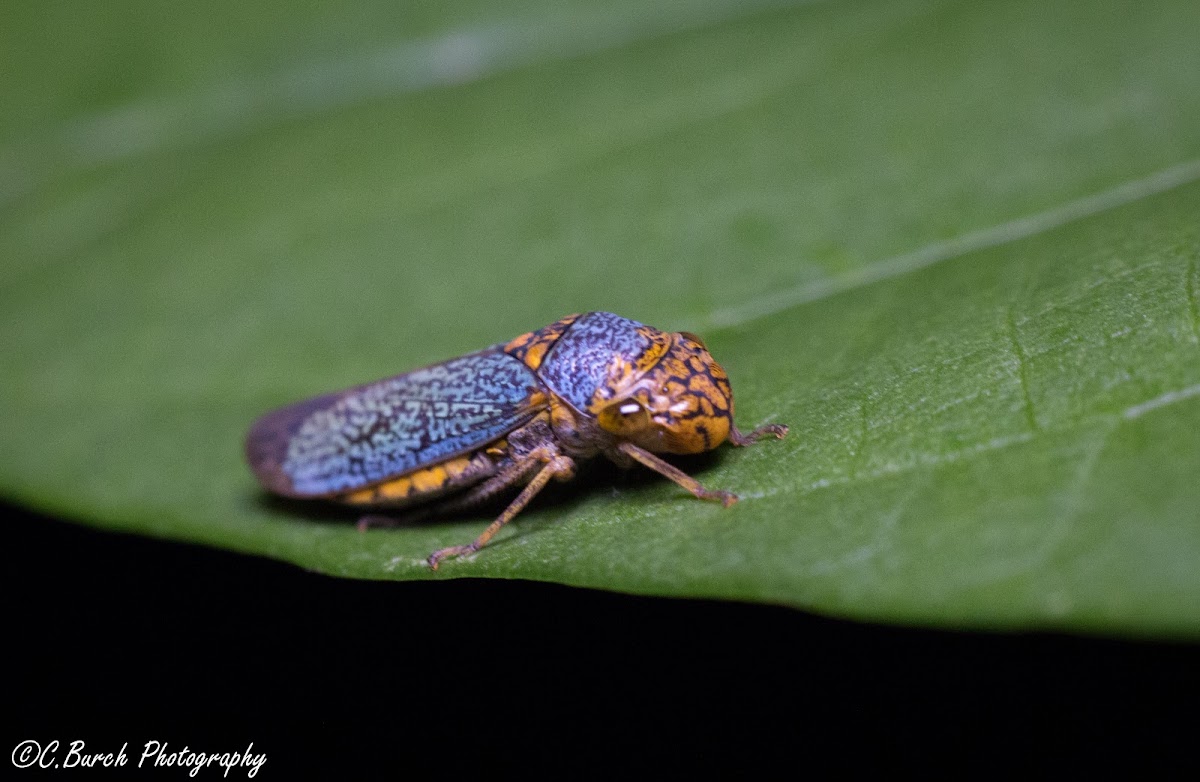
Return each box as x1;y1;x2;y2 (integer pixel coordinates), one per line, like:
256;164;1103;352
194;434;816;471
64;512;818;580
280;350;541;495
538;312;650;411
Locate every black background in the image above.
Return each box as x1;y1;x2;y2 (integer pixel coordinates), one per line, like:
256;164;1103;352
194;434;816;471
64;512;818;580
8;502;1198;776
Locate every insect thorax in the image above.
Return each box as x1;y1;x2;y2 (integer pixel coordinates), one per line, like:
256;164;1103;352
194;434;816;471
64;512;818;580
505;312;735;457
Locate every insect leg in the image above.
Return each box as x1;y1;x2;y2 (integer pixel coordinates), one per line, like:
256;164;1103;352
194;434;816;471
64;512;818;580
428;448;575;570
425;455;544;516
728;423;789;446
616;441;738;507
356;454;537;532
357;514;405;531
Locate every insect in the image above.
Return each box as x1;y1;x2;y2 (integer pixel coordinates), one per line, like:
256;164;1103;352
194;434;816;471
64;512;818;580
246;312;787;569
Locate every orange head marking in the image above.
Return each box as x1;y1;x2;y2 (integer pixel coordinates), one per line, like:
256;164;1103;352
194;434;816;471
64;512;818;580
592;332;733;454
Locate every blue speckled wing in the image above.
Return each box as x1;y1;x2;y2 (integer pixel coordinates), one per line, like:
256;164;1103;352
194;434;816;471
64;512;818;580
246;349;543;497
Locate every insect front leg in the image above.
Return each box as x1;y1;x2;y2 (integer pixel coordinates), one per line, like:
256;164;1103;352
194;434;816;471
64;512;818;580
428;447;576;570
729;423;789;446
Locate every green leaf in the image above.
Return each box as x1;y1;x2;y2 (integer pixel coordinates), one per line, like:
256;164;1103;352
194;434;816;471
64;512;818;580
2;0;1199;637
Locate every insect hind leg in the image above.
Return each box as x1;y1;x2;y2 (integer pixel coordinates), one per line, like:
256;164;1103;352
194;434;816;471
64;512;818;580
356;514;407;531
428;448;575;570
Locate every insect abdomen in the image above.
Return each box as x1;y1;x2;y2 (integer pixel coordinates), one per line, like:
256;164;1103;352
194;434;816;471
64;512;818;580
338;449;499;508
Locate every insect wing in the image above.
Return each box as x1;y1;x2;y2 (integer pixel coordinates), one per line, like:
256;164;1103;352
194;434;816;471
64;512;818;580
246;349;543;497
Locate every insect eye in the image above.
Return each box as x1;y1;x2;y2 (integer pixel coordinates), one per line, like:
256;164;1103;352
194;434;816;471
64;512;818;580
598;398;652;435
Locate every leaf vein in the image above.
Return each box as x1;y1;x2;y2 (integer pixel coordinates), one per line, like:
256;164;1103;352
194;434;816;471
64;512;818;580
1188;255;1200;346
1123;383;1200;420
706;158;1200;330
1006;309;1040;432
